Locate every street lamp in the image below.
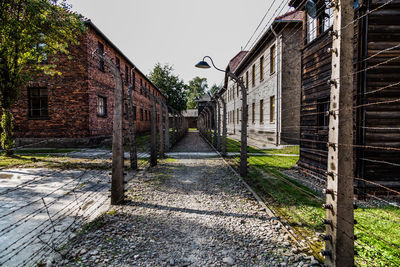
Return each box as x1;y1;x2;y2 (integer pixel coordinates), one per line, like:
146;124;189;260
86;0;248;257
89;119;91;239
195;56;248;177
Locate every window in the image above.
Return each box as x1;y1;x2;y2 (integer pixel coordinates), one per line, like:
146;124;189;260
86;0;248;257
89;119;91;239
145;110;148;121
246;71;249;89
323;1;334;32
132;72;136;90
237;108;240;124
123;103;128;116
115;57;120;71
260;99;264;123
140;108;144;121
260;56;264;81
133;106;137;121
307;15;317;43
28;87;48;118
252;64;256;87
140;79;143;94
125;65;129;83
97;95;107;117
270;96;275;123
317;98;330;130
270;45;276;74
252;103;255;124
232;110;235;124
98;42;104;71
306;1;334;43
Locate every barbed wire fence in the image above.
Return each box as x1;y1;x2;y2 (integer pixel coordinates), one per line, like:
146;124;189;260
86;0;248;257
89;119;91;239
199;0;400;266
0;49;188;266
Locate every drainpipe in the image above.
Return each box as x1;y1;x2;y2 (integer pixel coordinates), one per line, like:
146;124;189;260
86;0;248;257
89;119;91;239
271;26;281;146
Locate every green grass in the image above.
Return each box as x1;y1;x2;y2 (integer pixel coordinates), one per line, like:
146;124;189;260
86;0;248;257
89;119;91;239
354;207;400;266
15;148;77;154
225;137;299;154
223;138;400;266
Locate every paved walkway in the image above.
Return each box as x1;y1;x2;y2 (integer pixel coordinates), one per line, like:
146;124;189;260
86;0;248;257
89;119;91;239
57;131;316;267
0;169;110;266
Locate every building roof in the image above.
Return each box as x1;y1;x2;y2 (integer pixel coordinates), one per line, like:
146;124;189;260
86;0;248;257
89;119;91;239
196;94;211;102
228;51;248;73
275;9;304;22
182;109;198;117
85;20;166;99
234;10;303;75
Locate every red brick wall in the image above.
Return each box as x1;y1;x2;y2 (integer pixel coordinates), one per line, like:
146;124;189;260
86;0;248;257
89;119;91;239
86;26;166;136
12;23;166;141
12;36;90;138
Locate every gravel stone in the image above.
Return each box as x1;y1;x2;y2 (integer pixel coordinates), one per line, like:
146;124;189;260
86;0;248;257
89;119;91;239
56;132;318;267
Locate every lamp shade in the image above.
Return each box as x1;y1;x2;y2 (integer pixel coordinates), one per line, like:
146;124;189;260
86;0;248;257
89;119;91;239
195;60;211;69
305;0;317;19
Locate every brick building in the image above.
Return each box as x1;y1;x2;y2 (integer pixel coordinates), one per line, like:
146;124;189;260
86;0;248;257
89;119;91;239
221;11;303;145
12;20;165;147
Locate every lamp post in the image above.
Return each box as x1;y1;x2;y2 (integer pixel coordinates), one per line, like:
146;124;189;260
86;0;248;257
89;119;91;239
195;56;248;177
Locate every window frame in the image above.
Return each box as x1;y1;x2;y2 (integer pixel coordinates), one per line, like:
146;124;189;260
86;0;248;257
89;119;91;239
260;56;264;81
97;42;105;71
97;95;107;117
270;95;275;123
28;87;49;119
125;65;129;84
252;64;256;87
270;45;276;75
115;57;120;71
252;102;255;124
317;98;330;131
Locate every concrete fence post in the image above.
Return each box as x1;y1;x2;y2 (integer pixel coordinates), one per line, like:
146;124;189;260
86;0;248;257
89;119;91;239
218;94;227;156
150;98;157;167
164;104;170;151
158;99;164;156
324;0;355;266
93;51;125;205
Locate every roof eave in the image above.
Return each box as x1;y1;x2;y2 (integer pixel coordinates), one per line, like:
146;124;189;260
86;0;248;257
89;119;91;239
84;20;166;99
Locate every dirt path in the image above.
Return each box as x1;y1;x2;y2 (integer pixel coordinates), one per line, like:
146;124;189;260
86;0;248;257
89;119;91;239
58;131;316;267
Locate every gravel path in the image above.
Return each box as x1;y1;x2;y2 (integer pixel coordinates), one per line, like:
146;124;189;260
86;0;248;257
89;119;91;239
57;131;317;267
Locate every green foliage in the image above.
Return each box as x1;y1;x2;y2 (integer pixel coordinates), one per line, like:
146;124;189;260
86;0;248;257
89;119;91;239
0;0;86;151
186;76;208;109
224;137;400;266
148;63;187;112
209;84;220;96
1;109;14;155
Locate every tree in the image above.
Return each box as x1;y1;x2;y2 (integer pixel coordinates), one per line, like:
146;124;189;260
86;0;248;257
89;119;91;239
0;0;85;155
209;84;221;96
186;77;208;109
148;63;187;112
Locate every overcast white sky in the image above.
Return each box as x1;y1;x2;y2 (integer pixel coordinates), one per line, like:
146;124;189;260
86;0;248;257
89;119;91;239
67;0;291;87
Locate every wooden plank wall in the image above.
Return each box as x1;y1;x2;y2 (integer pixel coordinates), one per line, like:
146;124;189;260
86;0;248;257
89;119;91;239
298;0;400;193
361;0;400;192
298;31;332;177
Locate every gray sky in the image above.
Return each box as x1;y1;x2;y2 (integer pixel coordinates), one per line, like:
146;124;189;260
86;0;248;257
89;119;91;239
68;0;290;87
